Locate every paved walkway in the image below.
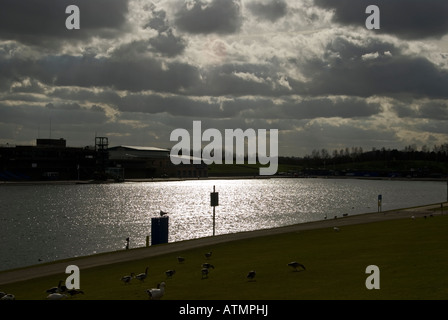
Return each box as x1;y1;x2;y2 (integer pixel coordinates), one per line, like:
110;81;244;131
0;202;446;285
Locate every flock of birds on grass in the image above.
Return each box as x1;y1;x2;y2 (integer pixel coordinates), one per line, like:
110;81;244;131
117;250;307;300
1;280;84;300
45;283;85;300
0;235;323;300
119;251;220;299
0;212;438;300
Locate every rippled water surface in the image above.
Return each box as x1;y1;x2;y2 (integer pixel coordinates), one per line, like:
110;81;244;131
0;178;446;271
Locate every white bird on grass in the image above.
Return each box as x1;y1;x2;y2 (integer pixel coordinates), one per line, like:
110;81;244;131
136;267;149;282
1;293;15;300
46;293;67;300
146;282;166;300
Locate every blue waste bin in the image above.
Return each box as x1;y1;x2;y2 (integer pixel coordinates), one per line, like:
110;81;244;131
151;216;169;245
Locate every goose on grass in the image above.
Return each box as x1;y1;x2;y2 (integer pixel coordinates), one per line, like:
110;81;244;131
0;293;15;300
201;268;209;279
46;293;67;300
246;270;256;281
121;273;135;284
287;261;306;272
177;256;185;264
66;289;84;297
136;267;149;282
146;282;166;300
46;280;67;294
165;270;176;278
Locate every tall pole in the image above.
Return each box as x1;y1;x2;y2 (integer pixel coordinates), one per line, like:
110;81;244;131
213;185;216;236
210;185;218;236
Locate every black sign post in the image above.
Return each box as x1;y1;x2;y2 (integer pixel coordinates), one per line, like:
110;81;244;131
211;185;219;236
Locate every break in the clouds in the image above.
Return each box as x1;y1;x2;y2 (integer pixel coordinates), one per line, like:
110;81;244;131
1;0;448;156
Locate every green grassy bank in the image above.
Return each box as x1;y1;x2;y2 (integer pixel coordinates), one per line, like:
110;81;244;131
1;211;447;300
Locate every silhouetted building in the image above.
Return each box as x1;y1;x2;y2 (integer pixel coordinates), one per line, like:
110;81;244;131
36;138;67;148
0;141;208;181
0;139;97;181
108;146;208;179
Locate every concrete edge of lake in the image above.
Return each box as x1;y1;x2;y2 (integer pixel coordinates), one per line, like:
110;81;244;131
1;201;446;286
1;175;447;186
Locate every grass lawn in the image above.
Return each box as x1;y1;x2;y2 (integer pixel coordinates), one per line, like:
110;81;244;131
2;214;448;300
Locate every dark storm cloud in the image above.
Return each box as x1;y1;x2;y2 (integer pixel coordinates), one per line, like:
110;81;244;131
246;0;288;22
9;78;46;94
115;92;381;121
0;52;201;93
0;0;129;46
225;96;381;120
392;101;448;120
144;7;170;33
148;29;187;57
314;0;448;40
117;93;237;118
279;97;381;119
144;7;187;57
419;102;448;120
190;62;292;96
3;34;448;102
175;0;243;34
48;87;122;106
0;102;108;127
297;37;448;99
45;102;82;111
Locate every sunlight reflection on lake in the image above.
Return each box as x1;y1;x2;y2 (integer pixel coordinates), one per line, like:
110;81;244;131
0;178;445;271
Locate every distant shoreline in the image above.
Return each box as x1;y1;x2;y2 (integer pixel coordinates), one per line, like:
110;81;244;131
1;175;447;186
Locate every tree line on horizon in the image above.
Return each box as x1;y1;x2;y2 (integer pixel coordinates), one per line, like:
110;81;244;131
279;143;448;169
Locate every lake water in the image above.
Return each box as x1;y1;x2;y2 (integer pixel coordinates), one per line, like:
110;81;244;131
0;178;446;271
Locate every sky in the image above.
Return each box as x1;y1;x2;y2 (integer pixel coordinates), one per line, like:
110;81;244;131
1;0;448;157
